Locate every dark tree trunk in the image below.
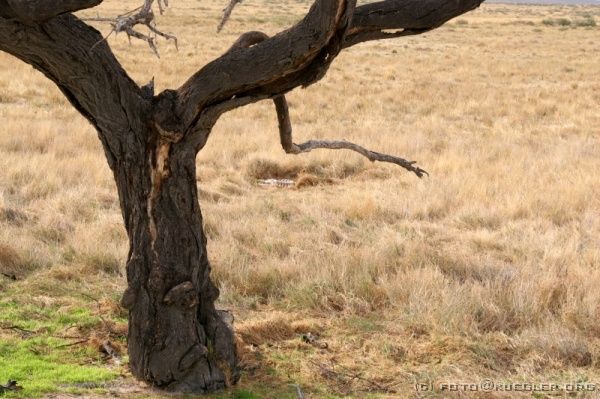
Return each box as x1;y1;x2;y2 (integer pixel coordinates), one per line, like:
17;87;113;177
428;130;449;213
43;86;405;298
115;128;238;391
0;13;238;391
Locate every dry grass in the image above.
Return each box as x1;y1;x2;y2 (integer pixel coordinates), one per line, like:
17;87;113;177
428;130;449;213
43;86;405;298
1;0;600;397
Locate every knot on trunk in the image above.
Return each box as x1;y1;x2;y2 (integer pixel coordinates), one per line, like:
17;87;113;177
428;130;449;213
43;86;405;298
153;89;184;143
120;287;137;310
164;281;199;308
179;344;209;372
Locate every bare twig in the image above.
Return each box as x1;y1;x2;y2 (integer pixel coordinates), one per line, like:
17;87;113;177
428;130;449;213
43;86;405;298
53;335;87;340
0;324;36;337
56;339;89;348
218;0;243;32
294;139;427;178
310;360;397;394
289;383;305;399
84;0;176;56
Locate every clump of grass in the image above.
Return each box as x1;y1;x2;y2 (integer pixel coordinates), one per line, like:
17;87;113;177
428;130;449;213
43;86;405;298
245;158;303;180
574;16;596;27
244;157;365;182
542;18;571;26
0;244;38;280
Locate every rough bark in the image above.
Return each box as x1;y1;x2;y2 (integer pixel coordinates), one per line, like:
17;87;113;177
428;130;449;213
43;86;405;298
118;134;237;391
1;0;103;23
0;12;237;391
0;0;484;393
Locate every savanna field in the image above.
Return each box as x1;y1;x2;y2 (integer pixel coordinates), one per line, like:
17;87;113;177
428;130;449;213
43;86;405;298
0;0;599;397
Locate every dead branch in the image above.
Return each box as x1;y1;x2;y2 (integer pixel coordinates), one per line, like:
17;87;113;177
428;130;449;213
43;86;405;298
288;138;429;178
310;360;397;394
218;0;243;32
56;339;89;348
84;0;176;56
274;90;428;178
0;324;36;337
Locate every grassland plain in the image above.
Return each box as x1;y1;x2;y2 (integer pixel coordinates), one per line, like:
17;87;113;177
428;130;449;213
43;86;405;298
0;0;599;398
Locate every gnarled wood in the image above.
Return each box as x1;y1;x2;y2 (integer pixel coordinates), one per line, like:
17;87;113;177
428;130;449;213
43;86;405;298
345;0;484;47
227;31;428;177
0;13;146;169
162;0;356;132
2;0;103;23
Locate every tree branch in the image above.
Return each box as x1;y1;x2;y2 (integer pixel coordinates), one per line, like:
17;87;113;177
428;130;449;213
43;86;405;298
344;0;484;48
0;14;148;167
204;0;484;134
84;0;177;57
169;0;484;136
274;95;427;178
162;0;357;133
3;0;103;24
217;0;243;32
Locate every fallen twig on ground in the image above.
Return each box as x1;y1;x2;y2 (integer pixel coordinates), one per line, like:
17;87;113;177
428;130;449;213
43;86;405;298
310;360;397;394
0;380;22;393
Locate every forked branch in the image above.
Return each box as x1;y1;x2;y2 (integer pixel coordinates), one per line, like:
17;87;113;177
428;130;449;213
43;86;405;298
171;0;356;130
84;0;176;56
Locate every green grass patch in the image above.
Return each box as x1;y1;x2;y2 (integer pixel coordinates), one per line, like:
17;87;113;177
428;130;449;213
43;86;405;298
0;339;117;397
0;298;119;397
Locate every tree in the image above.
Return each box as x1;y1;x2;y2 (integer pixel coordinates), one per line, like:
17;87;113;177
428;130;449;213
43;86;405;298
0;0;483;393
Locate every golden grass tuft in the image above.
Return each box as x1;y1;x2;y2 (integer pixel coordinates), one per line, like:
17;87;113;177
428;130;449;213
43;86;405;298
0;243;24;277
236;312;317;346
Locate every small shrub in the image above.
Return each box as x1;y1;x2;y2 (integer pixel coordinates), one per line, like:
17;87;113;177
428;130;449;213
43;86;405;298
574;17;596;27
542;18;571;26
